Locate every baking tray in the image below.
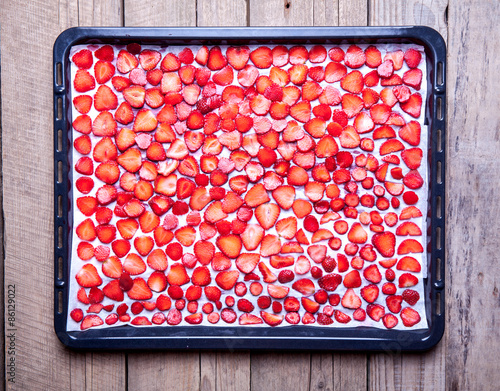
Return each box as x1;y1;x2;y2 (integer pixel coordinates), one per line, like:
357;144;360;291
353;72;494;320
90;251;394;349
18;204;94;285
53;26;446;351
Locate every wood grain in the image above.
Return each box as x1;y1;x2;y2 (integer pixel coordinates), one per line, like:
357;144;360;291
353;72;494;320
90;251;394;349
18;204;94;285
369;0;448;41
124;0;196;27
312;0;339;26
196;4;252;390
249;0;314;26
0;0;121;388
123;2;201;390
446;0;500;390
197;0;248;26
339;0;368;26
368;1;447;390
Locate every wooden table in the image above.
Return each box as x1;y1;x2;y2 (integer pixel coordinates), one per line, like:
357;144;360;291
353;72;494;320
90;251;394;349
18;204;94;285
1;0;499;389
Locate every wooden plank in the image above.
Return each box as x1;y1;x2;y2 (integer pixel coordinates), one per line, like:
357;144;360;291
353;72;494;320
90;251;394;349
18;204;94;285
445;1;500;390
124;0;196;27
0;0;123;389
127;352;201;391
247;3;313;389
124;1;201;389
195;3;251;390
369;0;448;41
78;0;123;26
251;353;311;391
249;0;314;26
367;1;447;390
197;0;248;26
72;1;127;390
333;354;367;391
310;354;334;390
339;0;368;26
313;0;339;26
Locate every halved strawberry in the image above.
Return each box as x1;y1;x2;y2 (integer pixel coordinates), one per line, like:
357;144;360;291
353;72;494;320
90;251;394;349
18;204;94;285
400;307;421;327
292;278;315;296
401;93;422;118
116;49;139;74
401;148;423;170
80;314;104;330
344;45;365;68
76;264;102;287
92;111;117;136
240;224;264;252
253;202;279;230
399;121;421;146
403;170;424;189
74;69;95;92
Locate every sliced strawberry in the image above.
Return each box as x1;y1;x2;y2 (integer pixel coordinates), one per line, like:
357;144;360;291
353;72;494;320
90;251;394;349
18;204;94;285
399;121;421;146
401;307;421;327
344;45;365;68
291;278;315;296
250;46;273;69
403;170;424;189
340;70;364;94
73;95;93;114
74;69;95;93
92;111;117;137
166;263;190;286
259;234;282;257
76;264;102;287
240;224;264;251
317;273;342;292
116;49;139;74
401;93;422;118
80;314;104;330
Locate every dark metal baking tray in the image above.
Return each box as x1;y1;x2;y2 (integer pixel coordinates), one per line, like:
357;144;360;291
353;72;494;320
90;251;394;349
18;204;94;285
53;26;446;351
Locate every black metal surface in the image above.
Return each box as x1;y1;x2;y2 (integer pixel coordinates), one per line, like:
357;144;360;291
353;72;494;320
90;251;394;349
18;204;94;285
53;26;446;351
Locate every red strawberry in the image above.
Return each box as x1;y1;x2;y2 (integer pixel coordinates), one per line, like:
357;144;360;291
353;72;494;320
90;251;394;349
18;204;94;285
80;315;104;330
292;278;315;296
398;273;419;288
364;46;382;68
260;311;283;326
72;49;93;69
340;70;364;94
343;270;362;288
301;297;320;314
74;70;95;93
216;235;242;259
360;284;379;304
215;270;239;291
366;304;385;322
340;288;361;309
399;121;421;146
75;264;102;287
402;289;420;306
401;307;421;327
401;93;422;118
344;45;365;68
167;263;190;286
95;45;114;61
241;224;264;251
116;49;139;74
403;170;424;190
372;231;396;258
191;266;212;287
317;273;342;292
73;95;93;114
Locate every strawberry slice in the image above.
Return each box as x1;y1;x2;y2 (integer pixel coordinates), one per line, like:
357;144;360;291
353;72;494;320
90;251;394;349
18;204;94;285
267;284;290;299
403;69;423;90
400;307;421;327
401;93;422;118
340;70;364;94
292;278;315;296
403;170;424;189
372;231;396;258
301;297;320;314
216;235;242;259
255;203;280;230
250;46;273;69
74;69;95;93
116;49;139;74
344;45;366;68
80;315;104;330
260;311;284;326
241;224;264;251
76;264;102;287
399;121;421;146
401;148;423;170
259;234;282;257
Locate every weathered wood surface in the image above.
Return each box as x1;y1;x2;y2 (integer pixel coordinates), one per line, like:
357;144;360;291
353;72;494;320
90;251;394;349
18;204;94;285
2;0;500;389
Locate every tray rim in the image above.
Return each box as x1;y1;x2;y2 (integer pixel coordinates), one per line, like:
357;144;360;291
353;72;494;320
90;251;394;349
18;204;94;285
53;26;446;352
